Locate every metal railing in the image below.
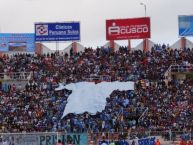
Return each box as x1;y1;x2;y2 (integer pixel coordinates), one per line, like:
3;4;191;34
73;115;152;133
170;65;193;73
0;131;192;145
164;64;193;80
138;107;149;122
0;72;32;81
0;132;88;145
84;75;112;82
165;64;193;75
89;131;193;145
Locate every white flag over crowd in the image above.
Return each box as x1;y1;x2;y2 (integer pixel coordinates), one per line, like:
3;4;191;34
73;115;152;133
55;81;134;118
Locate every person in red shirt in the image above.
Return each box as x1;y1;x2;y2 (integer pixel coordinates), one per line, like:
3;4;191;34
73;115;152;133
180;139;186;145
67;140;74;145
155;139;161;145
55;139;63;145
188;140;193;145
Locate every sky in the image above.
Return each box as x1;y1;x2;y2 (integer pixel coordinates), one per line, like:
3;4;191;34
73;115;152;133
0;0;193;49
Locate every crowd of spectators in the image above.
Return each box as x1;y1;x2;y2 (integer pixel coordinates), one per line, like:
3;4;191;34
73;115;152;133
0;45;192;139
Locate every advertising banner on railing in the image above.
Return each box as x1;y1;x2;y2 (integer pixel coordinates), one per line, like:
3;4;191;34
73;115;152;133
106;17;151;40
39;133;88;145
99;137;156;145
0;133;88;145
0;33;35;52
178;15;193;37
35;22;80;42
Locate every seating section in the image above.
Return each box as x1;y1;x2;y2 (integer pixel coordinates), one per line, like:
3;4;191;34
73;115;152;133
0;46;192;140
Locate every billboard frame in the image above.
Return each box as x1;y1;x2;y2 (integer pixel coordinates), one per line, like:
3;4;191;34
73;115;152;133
34;21;81;42
0;33;35;52
106;17;151;40
178;15;193;37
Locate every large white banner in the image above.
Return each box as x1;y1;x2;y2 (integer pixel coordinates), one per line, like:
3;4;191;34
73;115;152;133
55;81;134;118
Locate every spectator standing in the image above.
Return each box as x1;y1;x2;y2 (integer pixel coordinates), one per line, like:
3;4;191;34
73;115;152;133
54;139;63;145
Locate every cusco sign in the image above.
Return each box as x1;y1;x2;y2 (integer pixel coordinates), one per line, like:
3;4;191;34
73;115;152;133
106;17;151;40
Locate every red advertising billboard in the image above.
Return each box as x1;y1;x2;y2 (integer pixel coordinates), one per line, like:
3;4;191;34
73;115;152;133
106;17;151;40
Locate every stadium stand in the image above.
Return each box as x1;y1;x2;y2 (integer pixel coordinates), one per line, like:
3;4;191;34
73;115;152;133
0;45;193;144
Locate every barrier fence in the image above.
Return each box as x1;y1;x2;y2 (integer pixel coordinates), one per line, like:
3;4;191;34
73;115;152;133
0;72;32;80
170;65;193;73
89;131;193;145
0;131;192;145
0;132;88;145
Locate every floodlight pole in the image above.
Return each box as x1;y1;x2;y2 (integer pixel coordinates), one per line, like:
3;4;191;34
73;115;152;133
140;2;148;52
140;2;146;17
